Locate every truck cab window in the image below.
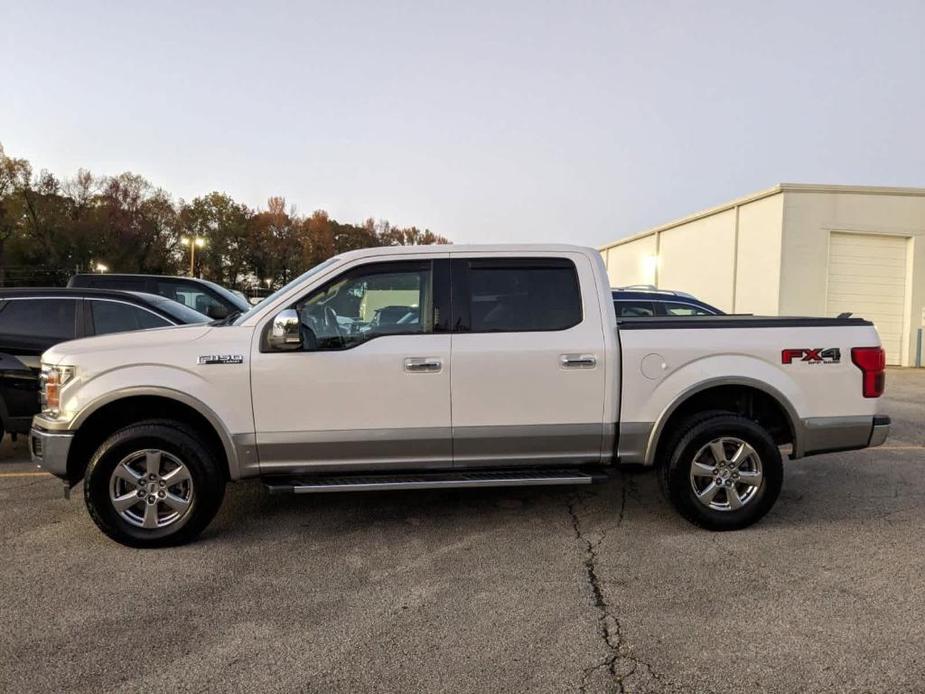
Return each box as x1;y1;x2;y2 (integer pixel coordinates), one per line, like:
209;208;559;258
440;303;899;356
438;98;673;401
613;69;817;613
296;261;433;350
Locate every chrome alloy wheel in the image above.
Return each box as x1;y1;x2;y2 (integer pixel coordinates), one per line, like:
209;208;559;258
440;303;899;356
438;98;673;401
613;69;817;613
689;437;763;512
108;449;194;529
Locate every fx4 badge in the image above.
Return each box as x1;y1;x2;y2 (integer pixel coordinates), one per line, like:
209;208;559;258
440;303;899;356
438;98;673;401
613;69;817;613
198;354;245;365
781;348;841;365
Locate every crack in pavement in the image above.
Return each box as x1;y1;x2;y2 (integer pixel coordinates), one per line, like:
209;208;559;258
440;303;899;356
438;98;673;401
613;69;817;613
569;488;623;693
569;476;698;694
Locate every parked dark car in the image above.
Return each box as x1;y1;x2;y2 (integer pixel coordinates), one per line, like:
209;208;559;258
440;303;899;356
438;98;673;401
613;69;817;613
68;273;250;320
0;288;207;439
612;285;724;317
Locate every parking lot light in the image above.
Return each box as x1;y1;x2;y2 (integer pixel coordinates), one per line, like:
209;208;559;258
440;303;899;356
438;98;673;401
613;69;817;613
180;236;206;276
95;263;108;273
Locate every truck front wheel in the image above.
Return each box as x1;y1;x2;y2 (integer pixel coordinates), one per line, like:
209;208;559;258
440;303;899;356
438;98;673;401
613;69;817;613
659;413;783;531
84;420;226;547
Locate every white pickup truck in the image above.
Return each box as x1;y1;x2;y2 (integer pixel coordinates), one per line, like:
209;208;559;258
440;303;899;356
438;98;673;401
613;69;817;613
30;245;890;547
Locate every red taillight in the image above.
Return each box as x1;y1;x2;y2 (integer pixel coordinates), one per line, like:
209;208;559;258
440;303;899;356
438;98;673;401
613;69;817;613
851;347;886;398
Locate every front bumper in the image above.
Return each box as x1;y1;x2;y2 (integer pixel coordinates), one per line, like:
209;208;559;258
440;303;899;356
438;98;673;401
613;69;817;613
796;414;891;458
29;426;74;478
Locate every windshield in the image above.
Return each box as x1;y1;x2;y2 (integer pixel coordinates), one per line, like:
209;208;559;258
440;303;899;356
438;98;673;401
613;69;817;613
232;257;341;325
134;293;212;324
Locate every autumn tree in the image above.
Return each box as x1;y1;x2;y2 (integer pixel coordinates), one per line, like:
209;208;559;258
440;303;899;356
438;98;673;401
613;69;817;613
0;143;449;288
179;192;250;286
0;144;32;285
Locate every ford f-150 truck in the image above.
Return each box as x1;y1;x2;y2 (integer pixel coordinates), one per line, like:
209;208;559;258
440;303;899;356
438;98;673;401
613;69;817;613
30;245;890;547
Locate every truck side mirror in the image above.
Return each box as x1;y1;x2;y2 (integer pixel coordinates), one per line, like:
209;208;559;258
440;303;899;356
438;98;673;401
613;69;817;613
267;309;302;351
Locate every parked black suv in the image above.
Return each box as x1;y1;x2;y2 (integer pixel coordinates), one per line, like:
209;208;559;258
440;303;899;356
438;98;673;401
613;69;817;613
68;273;249;320
612;286;723;317
0;288;207;439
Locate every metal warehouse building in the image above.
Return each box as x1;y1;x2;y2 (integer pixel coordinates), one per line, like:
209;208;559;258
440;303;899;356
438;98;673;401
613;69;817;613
600;184;925;366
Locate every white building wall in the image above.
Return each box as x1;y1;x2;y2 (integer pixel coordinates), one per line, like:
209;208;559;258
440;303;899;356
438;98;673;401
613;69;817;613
603;234;658;286
658;209;737;311
733;194;784;315
600;189;783;314
779;188;925;366
601;183;925;367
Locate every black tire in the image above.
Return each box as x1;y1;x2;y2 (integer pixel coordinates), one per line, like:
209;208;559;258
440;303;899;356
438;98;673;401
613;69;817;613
658;412;783;531
84;420;226;548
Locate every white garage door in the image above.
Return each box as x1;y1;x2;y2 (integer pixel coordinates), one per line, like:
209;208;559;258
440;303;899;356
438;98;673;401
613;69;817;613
827;232;908;364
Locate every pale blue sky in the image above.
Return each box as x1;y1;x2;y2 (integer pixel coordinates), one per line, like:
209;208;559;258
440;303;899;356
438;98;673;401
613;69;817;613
2;1;923;245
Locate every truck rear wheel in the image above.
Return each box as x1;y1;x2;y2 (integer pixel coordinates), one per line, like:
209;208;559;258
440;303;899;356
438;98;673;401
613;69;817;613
84;420;225;547
658;412;783;531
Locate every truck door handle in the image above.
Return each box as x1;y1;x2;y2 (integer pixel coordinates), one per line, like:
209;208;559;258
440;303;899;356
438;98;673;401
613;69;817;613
403;357;443;373
560;354;597;369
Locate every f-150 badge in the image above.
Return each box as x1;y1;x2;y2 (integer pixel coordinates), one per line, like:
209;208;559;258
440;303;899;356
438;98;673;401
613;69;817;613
198;354;245;365
781;348;840;365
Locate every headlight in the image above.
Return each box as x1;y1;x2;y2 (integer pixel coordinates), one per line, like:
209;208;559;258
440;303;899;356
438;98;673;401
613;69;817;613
39;364;76;418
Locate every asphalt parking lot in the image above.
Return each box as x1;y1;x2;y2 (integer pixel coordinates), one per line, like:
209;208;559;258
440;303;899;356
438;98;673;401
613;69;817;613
1;368;923;694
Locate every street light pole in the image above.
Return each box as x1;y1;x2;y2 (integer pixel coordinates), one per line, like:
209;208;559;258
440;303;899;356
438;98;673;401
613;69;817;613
180;236;206;277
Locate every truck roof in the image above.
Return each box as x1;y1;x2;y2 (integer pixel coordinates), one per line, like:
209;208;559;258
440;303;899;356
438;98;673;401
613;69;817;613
333;243;600;262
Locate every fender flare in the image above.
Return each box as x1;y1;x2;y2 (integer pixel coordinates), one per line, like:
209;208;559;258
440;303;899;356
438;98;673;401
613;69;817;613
70;386;249;480
643;376;802;466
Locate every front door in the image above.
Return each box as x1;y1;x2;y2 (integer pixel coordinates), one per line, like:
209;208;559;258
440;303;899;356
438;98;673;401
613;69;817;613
250;256;452;474
449;254;607;467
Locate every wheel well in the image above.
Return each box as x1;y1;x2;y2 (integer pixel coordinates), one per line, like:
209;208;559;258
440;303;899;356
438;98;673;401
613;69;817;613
66;395;229;484
653;385;795;464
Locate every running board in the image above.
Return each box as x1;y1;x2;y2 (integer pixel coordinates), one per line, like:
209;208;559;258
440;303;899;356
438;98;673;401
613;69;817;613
264;468;603;494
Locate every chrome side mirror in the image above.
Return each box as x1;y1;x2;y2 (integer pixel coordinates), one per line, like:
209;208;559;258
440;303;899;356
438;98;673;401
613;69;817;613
267;309;302;351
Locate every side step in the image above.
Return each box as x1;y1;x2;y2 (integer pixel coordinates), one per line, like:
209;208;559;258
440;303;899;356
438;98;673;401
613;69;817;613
265;468;605;494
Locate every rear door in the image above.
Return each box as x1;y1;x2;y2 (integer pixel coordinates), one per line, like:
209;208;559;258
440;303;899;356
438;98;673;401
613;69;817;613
449;253;607;468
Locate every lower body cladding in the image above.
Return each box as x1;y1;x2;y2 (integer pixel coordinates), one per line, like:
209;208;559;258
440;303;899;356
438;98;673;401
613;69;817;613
251;423;610;476
247;423;613;494
798;415;891;456
617;414;891;464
